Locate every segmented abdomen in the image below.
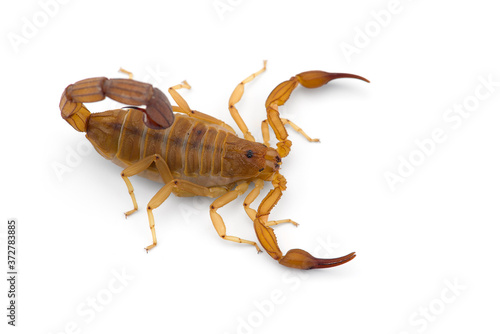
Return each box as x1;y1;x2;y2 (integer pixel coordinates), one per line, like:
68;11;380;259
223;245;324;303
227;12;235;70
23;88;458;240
109;108;229;185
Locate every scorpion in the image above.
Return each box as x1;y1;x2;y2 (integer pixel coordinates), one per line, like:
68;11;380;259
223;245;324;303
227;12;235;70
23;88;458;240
60;61;369;269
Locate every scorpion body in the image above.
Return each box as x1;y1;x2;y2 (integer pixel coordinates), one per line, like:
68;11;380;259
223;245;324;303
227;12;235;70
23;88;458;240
60;62;368;269
86;108;279;192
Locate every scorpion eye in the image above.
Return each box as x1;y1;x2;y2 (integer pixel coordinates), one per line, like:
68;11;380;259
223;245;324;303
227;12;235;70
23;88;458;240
246;150;253;158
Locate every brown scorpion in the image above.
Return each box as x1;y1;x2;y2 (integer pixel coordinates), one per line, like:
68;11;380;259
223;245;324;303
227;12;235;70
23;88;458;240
60;61;369;269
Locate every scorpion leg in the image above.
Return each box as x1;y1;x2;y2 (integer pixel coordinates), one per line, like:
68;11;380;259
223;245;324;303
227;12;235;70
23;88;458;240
120;154;223;251
60;77;174;132
261;118;319;147
243;179;298;227
228;60;267;142
265;71;369;157
121;154;258;252
118;68;134;79
121;154;173;217
120;154;173;251
209;182;262;252
168;80;193;114
146;178;217;251
253;173;356;269
168;81;237;133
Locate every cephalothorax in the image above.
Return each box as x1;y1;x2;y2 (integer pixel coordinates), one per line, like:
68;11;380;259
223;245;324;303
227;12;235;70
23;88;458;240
60;62;368;269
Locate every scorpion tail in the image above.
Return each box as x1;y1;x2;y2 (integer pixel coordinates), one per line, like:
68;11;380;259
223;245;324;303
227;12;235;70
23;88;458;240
265;70;369;157
60;76;175;132
60;80;96;132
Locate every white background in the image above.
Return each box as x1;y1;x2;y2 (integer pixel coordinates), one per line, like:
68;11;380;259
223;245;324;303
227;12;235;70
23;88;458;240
1;0;499;333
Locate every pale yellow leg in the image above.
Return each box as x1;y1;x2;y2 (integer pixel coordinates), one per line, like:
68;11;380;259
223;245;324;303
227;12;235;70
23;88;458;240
120;154;176;251
228;61;267;142
145;182;173;251
119;68;134;79
121;154;173;217
145;178;215;251
261;120;271;147
243;179;264;220
168;82;236;133
121;154;224;251
168;81;192;114
281;118;319;142
261;118;319;147
243;179;298;227
264;219;298;227
209;182;262;252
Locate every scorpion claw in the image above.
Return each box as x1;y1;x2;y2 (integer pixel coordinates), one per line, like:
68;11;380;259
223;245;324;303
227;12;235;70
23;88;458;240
265;70;368;158
296;71;369;88
279;249;356;270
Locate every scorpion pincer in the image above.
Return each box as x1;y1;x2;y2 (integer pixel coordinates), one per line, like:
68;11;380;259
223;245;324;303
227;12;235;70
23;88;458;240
60;61;369;269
